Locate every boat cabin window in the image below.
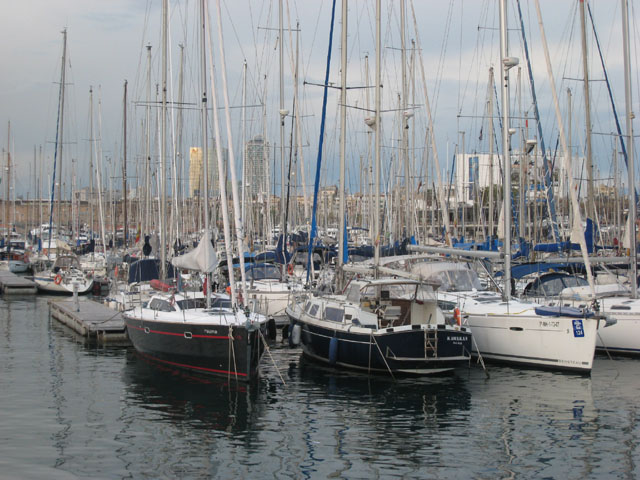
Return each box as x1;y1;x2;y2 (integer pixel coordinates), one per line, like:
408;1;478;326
309;304;320;317
149;298;175;312
245;264;281;281
211;297;232;309
429;269;482;292
438;299;457;312
324;307;344;323
176;298;206;310
54;256;80;270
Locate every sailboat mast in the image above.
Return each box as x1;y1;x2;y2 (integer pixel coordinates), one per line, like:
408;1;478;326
499;0;514;301
160;0;168;278
488;68;495;240
579;0;595;222
143;45;152;250
200;0;211;307
400;0;410;238
374;0;381;269
5;121;10;239
622;0;636;297
122;80;128;247
338;0;347;283
279;0;287;242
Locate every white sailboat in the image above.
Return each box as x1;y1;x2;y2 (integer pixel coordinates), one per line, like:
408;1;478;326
407;0;606;373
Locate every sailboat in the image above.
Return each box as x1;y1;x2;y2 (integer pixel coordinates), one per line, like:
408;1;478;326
124;233;269;380
124;0;269;381
408;0;606;374
286;0;472;376
34;29;94;295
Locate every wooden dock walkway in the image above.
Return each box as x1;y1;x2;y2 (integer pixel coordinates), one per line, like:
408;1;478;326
0;270;37;295
48;297;131;346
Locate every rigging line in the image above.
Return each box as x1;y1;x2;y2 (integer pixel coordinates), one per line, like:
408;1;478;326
432;0;454;119
633;0;640;123
587;1;637;206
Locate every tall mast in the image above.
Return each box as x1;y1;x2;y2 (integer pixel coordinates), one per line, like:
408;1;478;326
48;29;67;254
122;80;128;247
5;121;10;239
374;0;382;269
499;0;515;301
622;0;636;297
241;60;247;230
337;0;347;284
176;43;185;242
579;0;595;221
279;0;287;241
400;0;411;238
488;68;495;240
57;29;67;237
159;0;168;278
143;45;152;251
200;0;211;307
89;87;94;246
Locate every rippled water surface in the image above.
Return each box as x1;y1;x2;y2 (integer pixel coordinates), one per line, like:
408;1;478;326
0;296;638;479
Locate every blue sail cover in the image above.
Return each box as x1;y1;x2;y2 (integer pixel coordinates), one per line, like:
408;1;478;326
306;0;337;284
534;218;596;253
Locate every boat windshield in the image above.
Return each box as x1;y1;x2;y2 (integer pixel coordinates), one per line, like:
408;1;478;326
176;298;206;310
361;283;416;300
246;264;281;281
211;297;232;309
430;269;483;292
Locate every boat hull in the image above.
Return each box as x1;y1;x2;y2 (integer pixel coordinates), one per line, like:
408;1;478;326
124;316;265;381
34;275;94;294
595;312;640;356
288;314;471;375
466;313;599;373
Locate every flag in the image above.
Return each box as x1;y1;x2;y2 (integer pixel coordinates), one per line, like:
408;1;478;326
135;224;141;243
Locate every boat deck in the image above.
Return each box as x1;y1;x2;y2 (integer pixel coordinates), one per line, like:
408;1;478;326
0;270;37;295
48;297;131;346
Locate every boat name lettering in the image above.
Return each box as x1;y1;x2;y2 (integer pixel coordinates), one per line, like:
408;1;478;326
204;329;218;335
447;336;467;342
539;320;559;328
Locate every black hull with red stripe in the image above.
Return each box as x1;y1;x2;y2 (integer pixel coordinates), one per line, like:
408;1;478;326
125;317;265;381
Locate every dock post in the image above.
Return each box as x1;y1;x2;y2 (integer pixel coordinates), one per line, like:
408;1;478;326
73;282;79;312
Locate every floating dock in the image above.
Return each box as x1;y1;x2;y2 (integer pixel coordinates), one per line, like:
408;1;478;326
0;270;37;295
48;297;130;346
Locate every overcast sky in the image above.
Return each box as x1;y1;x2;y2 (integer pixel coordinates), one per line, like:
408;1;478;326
0;0;637;200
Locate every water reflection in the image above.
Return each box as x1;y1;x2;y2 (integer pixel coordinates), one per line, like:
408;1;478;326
122;349;263;433
269;356;475;478
461;366;598;479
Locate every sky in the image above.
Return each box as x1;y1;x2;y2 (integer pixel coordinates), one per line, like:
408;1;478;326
0;0;637;201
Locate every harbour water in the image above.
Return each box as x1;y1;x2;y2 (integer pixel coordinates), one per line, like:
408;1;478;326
1;296;638;479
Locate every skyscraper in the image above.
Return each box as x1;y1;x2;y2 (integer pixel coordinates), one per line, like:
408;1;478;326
245;135;269;197
189;147;203;197
189;141;228;198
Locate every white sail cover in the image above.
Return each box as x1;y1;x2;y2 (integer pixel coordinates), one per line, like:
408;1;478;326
171;231;217;273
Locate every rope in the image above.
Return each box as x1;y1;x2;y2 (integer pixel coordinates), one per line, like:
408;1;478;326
370;331;395;381
471;334;489;379
596;331;613;361
228;325;238;383
258;327;286;386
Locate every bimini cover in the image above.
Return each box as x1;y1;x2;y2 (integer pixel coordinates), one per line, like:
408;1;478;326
171;231;218;273
128;258;175;283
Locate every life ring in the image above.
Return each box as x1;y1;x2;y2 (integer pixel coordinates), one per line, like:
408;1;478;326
54;274;62;285
287;263;294;275
453;307;461;326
